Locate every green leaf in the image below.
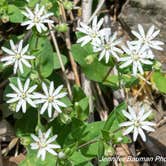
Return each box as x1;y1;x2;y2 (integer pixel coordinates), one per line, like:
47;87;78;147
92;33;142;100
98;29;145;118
104;102;126;131
8;5;23;23
151;71;166;93
73;97;89;121
71;44;111;82
103;75;138;89
72;85;86;102
39;41;54;77
69;151;92;165
53;53;68;69
15;109;37;136
19;149;56;166
103;102;130;144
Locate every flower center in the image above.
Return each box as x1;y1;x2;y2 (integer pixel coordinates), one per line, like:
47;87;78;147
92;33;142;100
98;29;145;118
15;54;21;60
143;38;149;45
104;44;110;50
134;120;140;127
132;54;140;61
48;96;54;102
33;16;40;23
21;92;26;99
90;32;97;38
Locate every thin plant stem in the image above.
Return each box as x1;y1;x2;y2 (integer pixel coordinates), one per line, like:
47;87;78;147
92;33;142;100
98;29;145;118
59;4;81;86
48;23;72;99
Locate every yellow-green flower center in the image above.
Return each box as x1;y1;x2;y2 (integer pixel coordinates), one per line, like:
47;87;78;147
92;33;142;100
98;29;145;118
91;32;97;38
21;92;26;99
134;120;140;127
15;54;21;60
104;44;110;50
132;54;140;61
48;96;54;102
34;17;40;23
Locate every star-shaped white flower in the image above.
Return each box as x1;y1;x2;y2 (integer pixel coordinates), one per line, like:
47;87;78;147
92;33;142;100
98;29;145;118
119;42;154;76
6;78;37;113
76;16;105;47
93;28;123;63
33;82;67;118
1;40;35;74
131;24;164;51
30;128;61;161
21;4;54;33
120;106;156;142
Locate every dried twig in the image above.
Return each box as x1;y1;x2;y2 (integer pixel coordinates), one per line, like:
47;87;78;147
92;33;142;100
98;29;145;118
59;4;81;86
48;23;72;99
81;0;94;122
88;0;105;24
133;71;153;102
0;142;3;166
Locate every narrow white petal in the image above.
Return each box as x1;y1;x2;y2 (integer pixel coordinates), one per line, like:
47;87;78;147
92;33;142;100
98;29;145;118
46;148;57;156
2;47;15;55
22;100;27;113
45;128;51;139
138;24;145;38
16;100;23;112
138;127;146;142
24;79;30;92
53;85;63;96
40;102;48;114
7;97;19;103
133;127;139;142
17;78;23;91
140;111;151;121
9;40;16;50
120;60;132;68
21;44;29;54
146;25;155;38
52;103;62;113
55;100;66;108
55;92;67;99
122;110;133;120
48;103;53;118
141;125;155;132
49;82;54;96
31;134;40;142
123;125;134;135
46;135;57;144
119;121;134;127
42;82;49;96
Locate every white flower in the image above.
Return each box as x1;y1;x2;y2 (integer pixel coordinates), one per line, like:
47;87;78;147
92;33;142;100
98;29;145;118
30;128;61;161
33;82;67;118
92;28;123;63
119;42;154;76
6;78;37;113
120;106;156;142
21;4;54;33
76;16;105;47
131;24;164;51
1;40;35;74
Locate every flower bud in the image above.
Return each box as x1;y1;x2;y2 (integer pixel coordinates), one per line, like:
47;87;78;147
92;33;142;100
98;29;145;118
104;143;115;157
30;70;39;80
58;152;66;159
8;103;17;112
1;15;9;23
55;23;68;33
153;61;162;70
46;2;53;10
63;0;74;11
20;136;31;146
85;54;95;64
60;113;71;124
